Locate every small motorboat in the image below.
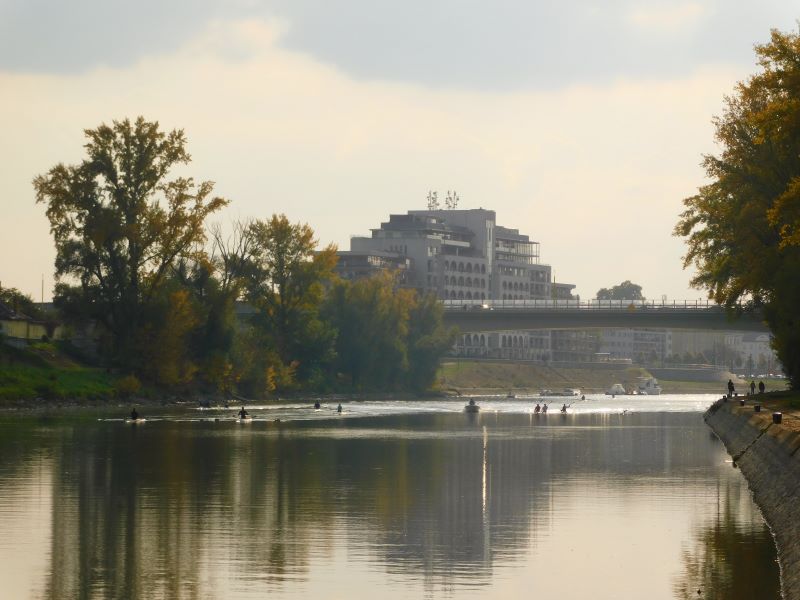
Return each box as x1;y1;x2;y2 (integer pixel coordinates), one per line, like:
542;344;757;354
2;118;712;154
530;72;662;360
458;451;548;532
637;377;662;395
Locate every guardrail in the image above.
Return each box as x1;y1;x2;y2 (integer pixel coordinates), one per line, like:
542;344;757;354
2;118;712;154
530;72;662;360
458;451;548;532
442;299;721;311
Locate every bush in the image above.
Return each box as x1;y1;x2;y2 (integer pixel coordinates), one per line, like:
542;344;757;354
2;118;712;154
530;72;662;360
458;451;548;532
115;375;142;398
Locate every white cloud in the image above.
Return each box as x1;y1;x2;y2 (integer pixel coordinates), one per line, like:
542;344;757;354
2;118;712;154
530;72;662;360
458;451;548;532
627;2;710;32
0;18;745;301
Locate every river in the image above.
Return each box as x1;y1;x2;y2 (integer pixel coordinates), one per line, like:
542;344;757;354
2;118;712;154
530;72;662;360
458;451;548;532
0;394;781;599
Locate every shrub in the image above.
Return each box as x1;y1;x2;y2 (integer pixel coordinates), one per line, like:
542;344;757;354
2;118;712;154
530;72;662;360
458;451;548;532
115;375;142;398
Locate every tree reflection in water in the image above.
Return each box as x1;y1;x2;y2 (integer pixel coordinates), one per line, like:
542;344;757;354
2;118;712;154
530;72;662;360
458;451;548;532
673;478;780;600
0;412;783;599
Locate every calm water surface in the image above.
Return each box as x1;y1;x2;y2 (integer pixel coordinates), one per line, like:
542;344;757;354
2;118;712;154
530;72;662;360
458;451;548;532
0;395;781;599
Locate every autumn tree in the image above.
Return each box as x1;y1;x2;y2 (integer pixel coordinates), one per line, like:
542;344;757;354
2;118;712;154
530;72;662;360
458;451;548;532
244;215;338;389
34;117;228;370
596;280;645;301
675;29;800;386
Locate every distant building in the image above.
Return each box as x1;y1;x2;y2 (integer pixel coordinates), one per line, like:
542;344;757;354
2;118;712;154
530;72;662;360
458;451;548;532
335;250;411;284
598;329;672;364
0;301;61;345
338;206;574;361
725;332;778;373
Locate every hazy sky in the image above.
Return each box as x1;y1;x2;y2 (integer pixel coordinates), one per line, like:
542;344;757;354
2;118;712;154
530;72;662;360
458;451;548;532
1;1;797;301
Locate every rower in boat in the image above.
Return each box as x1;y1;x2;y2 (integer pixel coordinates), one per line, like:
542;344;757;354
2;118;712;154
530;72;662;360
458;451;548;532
337;403;342;413
238;406;249;419
534;403;541;414
542;403;548;414
561;403;570;413
130;407;139;420
464;398;480;413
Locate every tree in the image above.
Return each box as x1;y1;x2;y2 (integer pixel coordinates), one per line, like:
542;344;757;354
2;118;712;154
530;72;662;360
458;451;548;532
323;273;456;391
596;280;645;301
34;117;227;369
674;29;800;386
244;215;338;388
406;292;458;392
324;271;412;389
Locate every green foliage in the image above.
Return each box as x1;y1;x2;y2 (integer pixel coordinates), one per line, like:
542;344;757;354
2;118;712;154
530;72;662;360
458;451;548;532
675;29;800;386
0;364;116;403
324;272;454;392
596;280;645;301
244;215;338;390
34;116;228;368
114;374;142;398
0;286;47;320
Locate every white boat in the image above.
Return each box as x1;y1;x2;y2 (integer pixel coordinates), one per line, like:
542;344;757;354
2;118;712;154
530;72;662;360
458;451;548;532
605;383;627;396
637;377;662;395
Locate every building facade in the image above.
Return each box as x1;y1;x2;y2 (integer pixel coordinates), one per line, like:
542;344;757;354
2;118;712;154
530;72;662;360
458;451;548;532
338;207;571;361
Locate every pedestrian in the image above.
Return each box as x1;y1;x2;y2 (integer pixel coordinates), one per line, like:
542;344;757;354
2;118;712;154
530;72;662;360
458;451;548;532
727;379;735;396
758;380;765;394
750;381;756;395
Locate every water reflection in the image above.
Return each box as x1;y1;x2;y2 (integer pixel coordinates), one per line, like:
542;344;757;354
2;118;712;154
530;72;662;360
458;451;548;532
0;411;780;599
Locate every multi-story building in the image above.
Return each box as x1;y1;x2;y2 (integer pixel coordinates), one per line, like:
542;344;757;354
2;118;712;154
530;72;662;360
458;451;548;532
597;329;672;364
339;207;568;361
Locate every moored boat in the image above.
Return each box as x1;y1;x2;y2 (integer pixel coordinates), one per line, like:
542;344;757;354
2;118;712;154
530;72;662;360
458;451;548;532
637;377;662;395
605;383;627;396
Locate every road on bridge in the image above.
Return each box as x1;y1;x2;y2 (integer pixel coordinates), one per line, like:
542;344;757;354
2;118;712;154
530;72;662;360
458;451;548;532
442;303;768;333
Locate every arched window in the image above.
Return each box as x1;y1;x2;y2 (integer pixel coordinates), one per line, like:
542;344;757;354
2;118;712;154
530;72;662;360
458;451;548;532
481;264;486;274
466;263;473;273
466;291;472;300
458;262;464;272
458;291;464;299
458;276;464;286
466;277;472;287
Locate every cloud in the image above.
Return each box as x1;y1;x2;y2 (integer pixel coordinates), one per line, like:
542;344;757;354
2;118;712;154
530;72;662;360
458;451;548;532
627;2;709;32
0;17;748;301
0;0;796;91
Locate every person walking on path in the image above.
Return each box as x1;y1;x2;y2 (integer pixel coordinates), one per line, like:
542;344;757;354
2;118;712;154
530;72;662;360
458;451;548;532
750;381;756;395
727;379;735;396
759;380;766;394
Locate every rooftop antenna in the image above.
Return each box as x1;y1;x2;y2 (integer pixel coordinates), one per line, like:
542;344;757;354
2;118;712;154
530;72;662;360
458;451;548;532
427;190;439;210
445;190;460;210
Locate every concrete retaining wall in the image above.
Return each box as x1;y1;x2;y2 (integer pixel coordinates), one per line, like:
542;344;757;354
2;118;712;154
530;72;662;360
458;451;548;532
705;400;800;600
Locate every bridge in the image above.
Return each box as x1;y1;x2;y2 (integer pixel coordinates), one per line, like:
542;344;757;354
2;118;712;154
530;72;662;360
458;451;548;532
442;299;768;333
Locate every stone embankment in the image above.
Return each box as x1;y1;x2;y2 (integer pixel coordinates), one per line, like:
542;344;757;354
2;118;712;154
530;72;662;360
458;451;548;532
705;399;800;600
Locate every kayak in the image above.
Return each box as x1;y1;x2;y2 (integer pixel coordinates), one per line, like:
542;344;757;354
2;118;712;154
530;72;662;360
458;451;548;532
237;417;253;423
125;418;146;424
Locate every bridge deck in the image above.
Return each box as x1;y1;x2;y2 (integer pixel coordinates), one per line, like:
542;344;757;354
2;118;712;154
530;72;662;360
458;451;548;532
443;304;767;332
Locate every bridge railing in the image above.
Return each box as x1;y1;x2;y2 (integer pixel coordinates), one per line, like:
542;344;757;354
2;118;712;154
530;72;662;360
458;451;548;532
442;299;719;311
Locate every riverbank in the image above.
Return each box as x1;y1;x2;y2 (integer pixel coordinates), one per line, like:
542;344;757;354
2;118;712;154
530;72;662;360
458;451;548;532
438;359;740;395
704;393;800;600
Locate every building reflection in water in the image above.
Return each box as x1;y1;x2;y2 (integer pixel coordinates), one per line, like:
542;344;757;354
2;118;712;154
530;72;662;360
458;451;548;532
0;412;781;599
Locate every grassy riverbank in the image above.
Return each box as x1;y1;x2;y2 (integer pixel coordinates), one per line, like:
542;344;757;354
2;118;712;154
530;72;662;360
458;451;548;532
437;359;738;394
0;343;116;405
